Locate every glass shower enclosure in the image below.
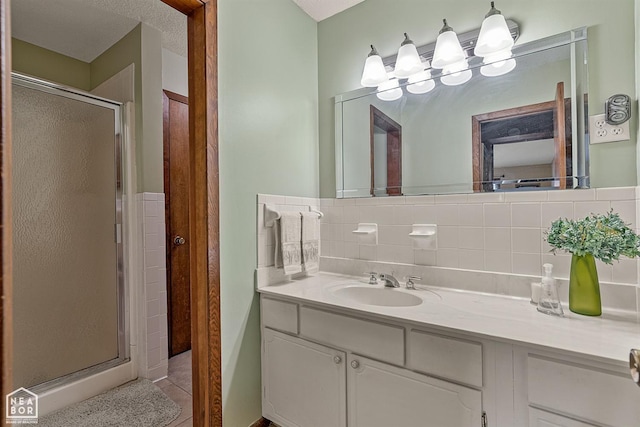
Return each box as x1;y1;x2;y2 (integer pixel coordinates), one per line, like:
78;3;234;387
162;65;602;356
11;73;128;392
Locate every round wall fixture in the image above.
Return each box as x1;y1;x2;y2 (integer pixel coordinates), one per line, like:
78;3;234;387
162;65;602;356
605;94;631;125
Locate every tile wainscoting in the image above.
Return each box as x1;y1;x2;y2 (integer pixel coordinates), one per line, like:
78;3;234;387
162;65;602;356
319;187;640;284
137;193;169;380
255;188;640;316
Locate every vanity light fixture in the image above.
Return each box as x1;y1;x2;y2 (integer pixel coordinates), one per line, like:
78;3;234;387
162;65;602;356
476;2;516;77
360;45;389;87
480;48;516;77
376;78;403;101
393;33;424;79
359;13;519;95
440;59;472;86
474;2;514;57
407;65;436;94
431;19;466;70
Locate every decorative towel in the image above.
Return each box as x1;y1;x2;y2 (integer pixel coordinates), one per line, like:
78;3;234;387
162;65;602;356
274;212;303;275
301;212;320;274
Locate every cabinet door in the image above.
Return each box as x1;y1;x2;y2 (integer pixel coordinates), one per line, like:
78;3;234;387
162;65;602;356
262;328;347;427
529;408;598;427
348;355;482;427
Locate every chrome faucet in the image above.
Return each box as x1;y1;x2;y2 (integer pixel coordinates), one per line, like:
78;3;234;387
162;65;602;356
379;273;400;288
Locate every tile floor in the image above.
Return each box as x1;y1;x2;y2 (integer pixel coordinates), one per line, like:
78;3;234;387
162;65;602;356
156;351;277;427
156;351;193;427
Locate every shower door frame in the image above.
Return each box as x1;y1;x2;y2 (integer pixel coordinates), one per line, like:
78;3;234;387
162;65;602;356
2;1;222;426
11;72;130;392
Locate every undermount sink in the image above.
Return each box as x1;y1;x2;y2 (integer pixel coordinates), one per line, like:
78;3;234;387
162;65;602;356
331;284;434;307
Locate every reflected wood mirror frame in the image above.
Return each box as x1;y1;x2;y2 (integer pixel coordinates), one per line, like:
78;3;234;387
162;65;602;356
471;82;572;193
370;105;402;196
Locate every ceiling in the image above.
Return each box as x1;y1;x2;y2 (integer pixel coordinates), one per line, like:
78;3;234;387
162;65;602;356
12;0;363;63
292;0;365;22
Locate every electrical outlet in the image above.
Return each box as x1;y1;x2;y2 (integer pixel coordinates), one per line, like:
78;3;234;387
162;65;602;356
589;113;630;144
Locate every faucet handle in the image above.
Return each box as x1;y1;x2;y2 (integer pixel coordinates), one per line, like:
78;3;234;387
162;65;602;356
405;275;422;289
363;272;378;284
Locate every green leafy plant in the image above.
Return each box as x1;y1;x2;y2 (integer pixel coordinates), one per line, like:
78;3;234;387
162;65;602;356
545;210;640;264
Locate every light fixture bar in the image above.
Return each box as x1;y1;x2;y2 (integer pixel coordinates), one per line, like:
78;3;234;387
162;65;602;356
381;19;519;68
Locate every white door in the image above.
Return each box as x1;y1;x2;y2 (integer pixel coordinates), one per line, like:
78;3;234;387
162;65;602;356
262;329;347;427
347;354;482;427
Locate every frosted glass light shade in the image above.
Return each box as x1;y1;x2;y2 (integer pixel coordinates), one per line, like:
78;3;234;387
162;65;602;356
394;34;424;79
407;70;436;94
480;49;516;76
474;14;513;57
432;29;465;69
377;79;403;101
360;46;388;87
440;60;472;86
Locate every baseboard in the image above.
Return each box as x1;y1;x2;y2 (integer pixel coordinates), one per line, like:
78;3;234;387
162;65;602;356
249;417;272;427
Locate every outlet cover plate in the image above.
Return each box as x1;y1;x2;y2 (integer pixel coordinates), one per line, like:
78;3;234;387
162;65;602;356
589;113;630;144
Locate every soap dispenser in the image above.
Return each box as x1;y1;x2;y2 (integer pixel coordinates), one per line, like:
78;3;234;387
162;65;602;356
537;263;564;317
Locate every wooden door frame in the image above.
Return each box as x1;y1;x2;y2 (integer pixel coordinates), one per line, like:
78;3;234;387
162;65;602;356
370;105;402;196
471;95;569;193
1;0;222;426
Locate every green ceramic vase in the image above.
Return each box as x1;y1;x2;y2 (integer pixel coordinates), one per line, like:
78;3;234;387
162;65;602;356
569;253;602;316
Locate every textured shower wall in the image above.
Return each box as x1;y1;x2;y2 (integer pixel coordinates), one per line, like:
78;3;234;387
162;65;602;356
12;84;119;388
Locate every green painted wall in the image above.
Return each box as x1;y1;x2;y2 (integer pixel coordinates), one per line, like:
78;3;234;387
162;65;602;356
12;39;91;91
319;0;637;197
218;0;319;425
91;24;164;194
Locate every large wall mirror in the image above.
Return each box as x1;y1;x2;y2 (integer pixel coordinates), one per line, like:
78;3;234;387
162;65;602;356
335;28;589;198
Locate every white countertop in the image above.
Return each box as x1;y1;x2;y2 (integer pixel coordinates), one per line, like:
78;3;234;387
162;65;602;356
258;272;640;364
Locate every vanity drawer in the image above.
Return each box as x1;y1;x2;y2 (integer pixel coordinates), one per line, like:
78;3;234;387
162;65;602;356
527;355;640;427
299;306;404;365
407;329;483;388
261;297;298;334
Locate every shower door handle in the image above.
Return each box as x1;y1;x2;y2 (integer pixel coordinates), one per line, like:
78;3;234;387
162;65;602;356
174;235;186;246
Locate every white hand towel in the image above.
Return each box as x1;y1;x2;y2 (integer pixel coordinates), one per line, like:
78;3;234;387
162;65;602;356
274;212;303;275
301;212;320;274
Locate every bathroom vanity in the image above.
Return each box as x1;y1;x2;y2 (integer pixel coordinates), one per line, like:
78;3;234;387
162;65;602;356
258;273;640;427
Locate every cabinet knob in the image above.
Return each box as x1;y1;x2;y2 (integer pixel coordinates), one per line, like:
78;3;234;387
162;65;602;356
350;360;360;369
630;349;640;386
334;356;342;364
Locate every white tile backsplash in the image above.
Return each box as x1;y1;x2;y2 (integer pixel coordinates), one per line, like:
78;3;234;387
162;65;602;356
459;203;484;226
511;203;541;228
484;227;511;251
314;188;640;288
541;202;573;226
258;189;640;314
435;204;460;225
574;201;611;219
484;203;511;227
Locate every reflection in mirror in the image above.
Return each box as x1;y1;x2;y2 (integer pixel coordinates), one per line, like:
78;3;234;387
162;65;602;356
336;28;589;198
472;82;572;192
371;106;402;196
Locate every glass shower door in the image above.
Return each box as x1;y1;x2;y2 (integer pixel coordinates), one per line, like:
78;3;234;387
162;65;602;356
12;75;126;390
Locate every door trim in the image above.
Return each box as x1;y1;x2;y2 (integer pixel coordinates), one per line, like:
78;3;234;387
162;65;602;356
1;0;222;426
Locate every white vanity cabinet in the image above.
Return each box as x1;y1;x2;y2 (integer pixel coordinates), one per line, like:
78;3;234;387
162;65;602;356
514;349;640;427
261;296;485;427
260;293;640;427
347;354;481;427
262;328;347;427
